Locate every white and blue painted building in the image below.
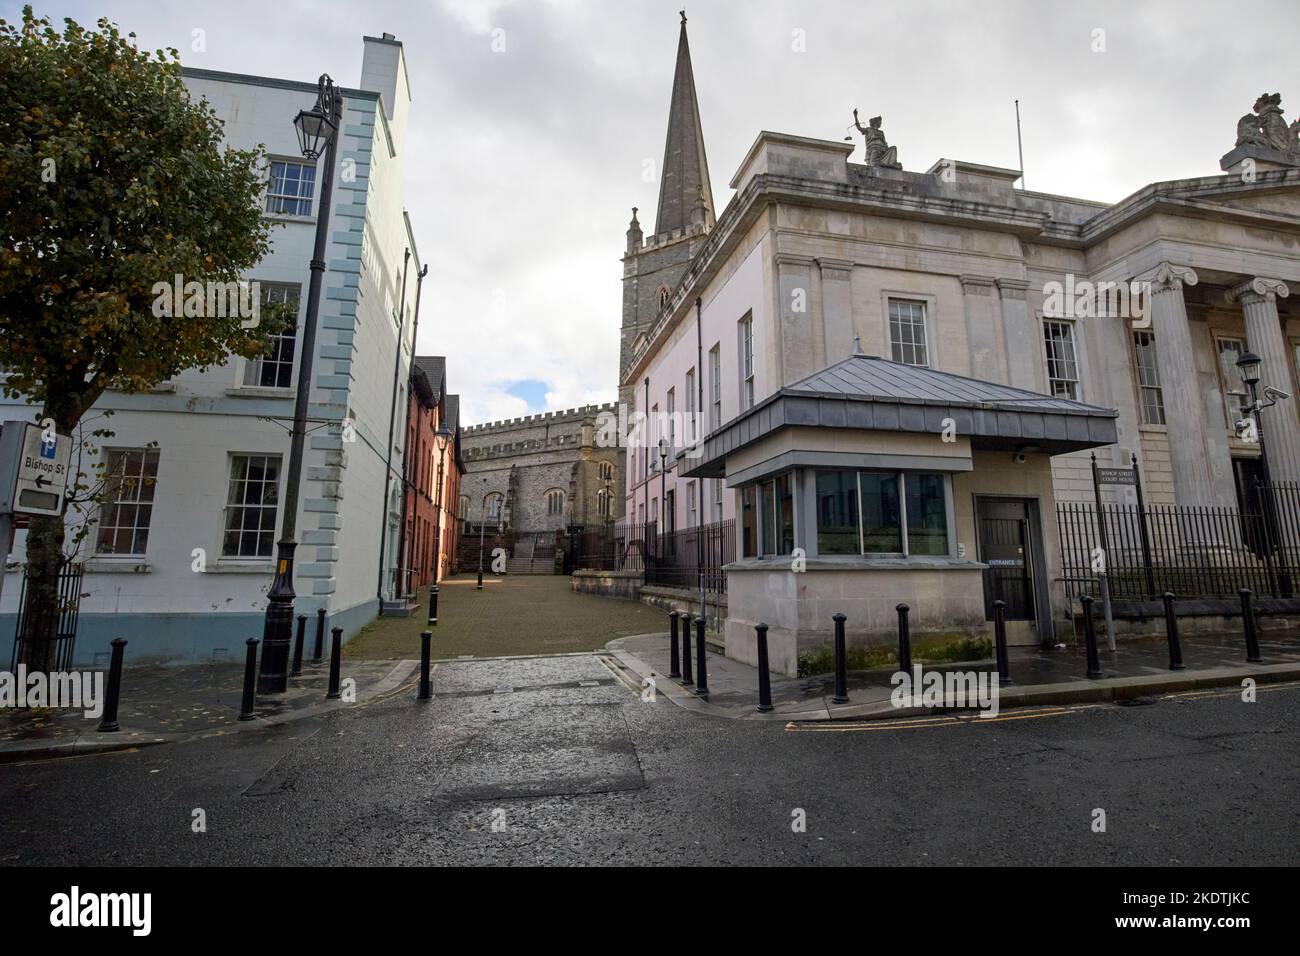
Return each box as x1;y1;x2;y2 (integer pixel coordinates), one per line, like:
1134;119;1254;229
1;33;421;664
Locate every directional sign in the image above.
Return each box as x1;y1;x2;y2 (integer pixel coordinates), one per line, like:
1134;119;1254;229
0;422;72;516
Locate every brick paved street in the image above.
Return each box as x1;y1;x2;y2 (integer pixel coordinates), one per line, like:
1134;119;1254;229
344;574;666;659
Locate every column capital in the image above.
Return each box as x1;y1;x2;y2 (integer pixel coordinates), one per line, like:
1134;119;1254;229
994;277;1030;299
1137;262;1199;293
959;274;995;296
1226;276;1290;305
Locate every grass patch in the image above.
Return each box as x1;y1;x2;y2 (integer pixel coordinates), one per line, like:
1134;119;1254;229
796;633;992;678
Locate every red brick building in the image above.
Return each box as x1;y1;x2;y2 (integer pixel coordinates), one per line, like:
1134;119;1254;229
399;356;463;592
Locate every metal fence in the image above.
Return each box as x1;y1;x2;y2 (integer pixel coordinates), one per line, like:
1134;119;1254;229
1057;481;1300;603
10;562;83;672
568;518;735;594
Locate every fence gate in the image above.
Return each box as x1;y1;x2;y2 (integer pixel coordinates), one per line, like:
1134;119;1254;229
10;562;83;672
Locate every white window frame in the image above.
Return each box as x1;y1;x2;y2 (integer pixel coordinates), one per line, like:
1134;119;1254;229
1131;330;1165;426
1043;319;1080;400
95;448;161;557
1215;335;1253;431
887;298;930;367
221;453;282;559
685;368;696;444
265;158;316;217
242;282;301;389
738;315;754;411
709;344;722;431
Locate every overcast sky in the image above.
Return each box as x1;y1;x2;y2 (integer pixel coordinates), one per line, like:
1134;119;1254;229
13;0;1300;424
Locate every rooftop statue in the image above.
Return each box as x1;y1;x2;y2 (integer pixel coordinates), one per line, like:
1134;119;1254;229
853;108;902;169
1235;92;1300;158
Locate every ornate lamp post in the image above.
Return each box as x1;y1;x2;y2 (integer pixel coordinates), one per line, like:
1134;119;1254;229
1238;350;1293;595
258;75;343;694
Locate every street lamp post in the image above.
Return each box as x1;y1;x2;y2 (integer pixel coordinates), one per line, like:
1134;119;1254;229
1237;350;1293;595
477;476;489;590
258;74;343;694
431;422;453;583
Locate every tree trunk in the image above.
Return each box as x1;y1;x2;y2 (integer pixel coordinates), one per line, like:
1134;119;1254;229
19;396;83;672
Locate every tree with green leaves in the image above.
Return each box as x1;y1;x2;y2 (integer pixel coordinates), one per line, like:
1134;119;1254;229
0;7;286;668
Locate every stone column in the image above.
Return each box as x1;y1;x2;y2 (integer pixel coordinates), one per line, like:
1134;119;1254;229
1141;264;1222;507
995;278;1039;391
1230;277;1300;483
961;275;1003;382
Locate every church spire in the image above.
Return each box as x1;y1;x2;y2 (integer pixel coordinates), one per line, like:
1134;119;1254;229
654;11;714;237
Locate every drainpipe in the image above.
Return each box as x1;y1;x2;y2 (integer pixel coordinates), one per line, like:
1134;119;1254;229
377;248;412;607
393;263;429;599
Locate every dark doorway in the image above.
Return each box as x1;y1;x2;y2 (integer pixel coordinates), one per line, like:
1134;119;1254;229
976;498;1036;621
1232;456;1267;557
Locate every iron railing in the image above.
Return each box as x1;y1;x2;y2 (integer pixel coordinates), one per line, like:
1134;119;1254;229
569;518;735;594
1057;480;1300;604
10;561;83;672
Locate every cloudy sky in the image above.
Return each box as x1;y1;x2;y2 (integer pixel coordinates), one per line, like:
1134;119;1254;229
12;0;1300;423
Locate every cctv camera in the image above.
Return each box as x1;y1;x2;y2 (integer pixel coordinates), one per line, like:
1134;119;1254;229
1265;385;1291;402
1014;452;1027;464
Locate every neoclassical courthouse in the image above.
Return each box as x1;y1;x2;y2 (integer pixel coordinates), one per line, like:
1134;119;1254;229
617;14;1300;673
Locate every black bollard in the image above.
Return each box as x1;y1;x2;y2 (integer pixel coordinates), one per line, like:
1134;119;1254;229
1162;592;1185;670
993;599;1012;686
1240;588;1263;664
668;610;681;679
312;607;326;664
680;613;694;685
831;612;849;704
695;614;708;697
428;584;440;627
418;630;432;700
476;569;484;591
756;623;773;713
291;614;306;677
96;638;128;732
237;638;258;722
896;604;913;677
326;626;343;700
1081;595;1102;679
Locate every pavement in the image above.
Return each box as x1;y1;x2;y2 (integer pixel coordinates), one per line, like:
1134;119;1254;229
608;627;1300;721
345;573;666;659
0;655;417;762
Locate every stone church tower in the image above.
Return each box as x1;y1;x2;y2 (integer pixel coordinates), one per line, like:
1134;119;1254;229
619;12;716;409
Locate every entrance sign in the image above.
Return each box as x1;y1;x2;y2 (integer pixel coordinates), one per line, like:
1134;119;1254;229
1096;467;1137;486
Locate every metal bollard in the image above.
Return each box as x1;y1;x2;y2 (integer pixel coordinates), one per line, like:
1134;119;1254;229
756;623;773;713
993;599;1012;686
291;614;306;677
238;638;258;722
695;614;708;697
326;626;343;699
680;613;694;685
312;607;326;664
418;630;432;700
428;584;440;627
96;638;128;732
1081;595;1102;679
831;613;849;704
476;569;484;591
668;610;681;679
895;604;913;677
1240;588;1263;664
1162;592;1185;670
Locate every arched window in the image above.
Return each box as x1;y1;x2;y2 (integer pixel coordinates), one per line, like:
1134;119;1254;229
485;493;504;521
597;489;612;518
457;494;469;523
598;461;614;482
544;488;565;516
657;285;671;311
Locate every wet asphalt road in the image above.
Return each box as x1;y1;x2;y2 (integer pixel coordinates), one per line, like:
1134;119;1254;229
1;655;1297;866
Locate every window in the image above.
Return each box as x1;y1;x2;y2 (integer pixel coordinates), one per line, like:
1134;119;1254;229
666;388;676;450
686;482;697;527
815;470;860;555
598;460;614;482
888;299;929;367
1043;320;1080;399
638;503;645;525
1132;331;1165;426
485;493;504;521
658;285;671;311
709;344;722;430
739;315;754;411
1216;336;1252;429
545;488;565;516
685;369;696;444
814;470;948;556
740;485;758;557
458;494;470;527
243;283;300;388
714;480;724;522
96;449;160;555
597;488;612;518
650;404;659;471
266;160;316;216
222;454;281;558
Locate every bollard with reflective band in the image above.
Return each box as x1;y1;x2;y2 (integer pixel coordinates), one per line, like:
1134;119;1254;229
993;599;1012;686
428;584;440;627
326;627;343;699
